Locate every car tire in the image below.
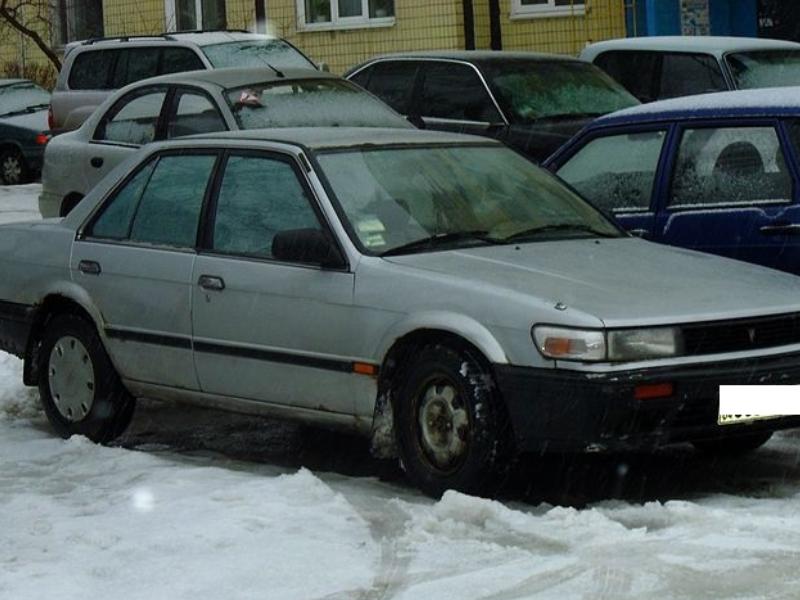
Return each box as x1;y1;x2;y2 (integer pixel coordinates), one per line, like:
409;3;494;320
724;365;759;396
0;149;29;185
692;431;773;455
393;343;510;497
38;314;135;443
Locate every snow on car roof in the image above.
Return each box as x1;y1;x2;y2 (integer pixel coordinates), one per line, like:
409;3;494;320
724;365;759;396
581;36;800;60
591;87;800;127
129;67;335;90
188;127;498;151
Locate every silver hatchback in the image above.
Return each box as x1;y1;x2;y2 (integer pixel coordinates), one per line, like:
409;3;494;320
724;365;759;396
3;128;800;496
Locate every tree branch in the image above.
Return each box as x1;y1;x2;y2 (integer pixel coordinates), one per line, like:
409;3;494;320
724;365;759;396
0;1;61;71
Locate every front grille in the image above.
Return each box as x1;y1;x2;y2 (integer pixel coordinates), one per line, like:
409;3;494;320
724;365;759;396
681;313;800;356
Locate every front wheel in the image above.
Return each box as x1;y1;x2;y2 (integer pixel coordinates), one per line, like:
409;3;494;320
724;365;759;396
692;431;773;455
393;344;510;497
0;149;29;185
38;314;135;443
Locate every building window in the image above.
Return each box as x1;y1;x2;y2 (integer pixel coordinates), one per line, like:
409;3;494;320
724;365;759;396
54;0;104;45
511;0;585;18
299;0;394;30
165;0;227;32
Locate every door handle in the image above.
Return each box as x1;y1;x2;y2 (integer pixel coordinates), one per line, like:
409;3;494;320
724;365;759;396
198;275;225;291
759;223;800;236
78;260;101;275
90;156;104;168
629;228;651;238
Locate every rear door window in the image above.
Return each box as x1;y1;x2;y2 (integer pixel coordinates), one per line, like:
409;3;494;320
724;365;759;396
361;61;420;115
112;48;161;88
167;90;226;138
96;87;168;145
419;62;501;123
556;130;667;213
594;51;660;102
68;50;116;90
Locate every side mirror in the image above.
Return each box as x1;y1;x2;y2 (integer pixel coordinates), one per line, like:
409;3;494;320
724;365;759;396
318;61;330;72
272;228;346;269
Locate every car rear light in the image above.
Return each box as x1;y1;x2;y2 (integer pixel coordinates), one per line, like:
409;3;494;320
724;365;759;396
35;133;50;146
634;382;674;400
47;105;55;130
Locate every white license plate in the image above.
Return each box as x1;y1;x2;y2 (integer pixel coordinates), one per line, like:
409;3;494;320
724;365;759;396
718;385;800;426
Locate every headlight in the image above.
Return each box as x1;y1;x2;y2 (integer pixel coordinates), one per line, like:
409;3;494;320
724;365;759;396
532;326;606;361
607;327;682;361
533;325;682;362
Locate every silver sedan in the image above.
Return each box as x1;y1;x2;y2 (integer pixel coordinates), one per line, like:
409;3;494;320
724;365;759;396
4;127;800;497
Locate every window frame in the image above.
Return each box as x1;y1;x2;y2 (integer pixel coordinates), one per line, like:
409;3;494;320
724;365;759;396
510;0;585;19
79;148;223;253
164;0;227;32
163;85;229;139
297;0;395;32
93;85;173;147
664;118;797;212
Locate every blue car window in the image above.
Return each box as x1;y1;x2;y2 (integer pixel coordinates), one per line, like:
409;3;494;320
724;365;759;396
556;130;666;214
670;126;792;208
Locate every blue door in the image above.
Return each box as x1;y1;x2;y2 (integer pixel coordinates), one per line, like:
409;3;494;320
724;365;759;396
653;120;800;275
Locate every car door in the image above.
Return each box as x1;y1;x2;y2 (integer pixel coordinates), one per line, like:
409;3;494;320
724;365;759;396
73;150;220;389
653;120;800;273
191;150;366;414
84;85;171;191
415;61;505;138
553;127;670;236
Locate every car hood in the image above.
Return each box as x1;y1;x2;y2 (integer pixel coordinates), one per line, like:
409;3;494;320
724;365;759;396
0;108;48;132
383;238;800;327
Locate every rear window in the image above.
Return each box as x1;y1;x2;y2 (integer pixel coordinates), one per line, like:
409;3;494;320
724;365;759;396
68;50;115;90
727;50;800;89
201;39;315;70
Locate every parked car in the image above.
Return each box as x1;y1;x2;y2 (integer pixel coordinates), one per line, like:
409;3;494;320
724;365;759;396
4;127;800;497
345;51;638;161
581;36;800;103
49;30;319;131
39;67;410;217
0;79;51;185
545;88;800;275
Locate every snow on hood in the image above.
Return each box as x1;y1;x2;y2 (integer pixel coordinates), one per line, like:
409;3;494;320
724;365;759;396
0;108;48;132
384;238;800;327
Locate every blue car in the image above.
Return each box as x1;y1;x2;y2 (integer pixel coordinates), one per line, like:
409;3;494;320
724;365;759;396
0;79;50;185
545;89;800;275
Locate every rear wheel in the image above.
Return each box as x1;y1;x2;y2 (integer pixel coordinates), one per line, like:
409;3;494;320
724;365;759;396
38;314;135;443
0;149;29;185
692;431;773;455
393;343;510;497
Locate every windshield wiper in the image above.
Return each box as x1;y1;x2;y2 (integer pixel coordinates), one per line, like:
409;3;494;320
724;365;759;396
503;223;619;242
0;104;49;118
381;230;502;257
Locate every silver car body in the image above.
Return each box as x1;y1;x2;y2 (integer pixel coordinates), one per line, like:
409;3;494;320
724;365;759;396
6;128;800;439
39;68;410;218
51;31;317;131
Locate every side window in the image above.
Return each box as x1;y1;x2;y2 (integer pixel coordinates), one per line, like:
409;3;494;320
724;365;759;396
112;48;161;88
68;50;115;90
659;53;727;99
594;51;660;102
129;154;217;247
556;130;666;213
211;155;322;259
670;126;792;208
89;160;157;239
97;89;167;145
419;62;501;122
167;90;226;138
363;61;419;115
160;48;205;75
348;67;372;89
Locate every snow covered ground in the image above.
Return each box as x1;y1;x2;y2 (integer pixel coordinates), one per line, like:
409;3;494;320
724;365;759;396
3;185;800;599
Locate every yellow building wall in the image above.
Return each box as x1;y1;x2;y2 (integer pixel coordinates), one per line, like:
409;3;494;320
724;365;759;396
498;0;626;56
102;0;255;36
0;19;58;88
266;0;466;74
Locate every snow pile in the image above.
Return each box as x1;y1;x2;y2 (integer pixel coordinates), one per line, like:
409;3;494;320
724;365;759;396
0;353;40;421
0;183;41;224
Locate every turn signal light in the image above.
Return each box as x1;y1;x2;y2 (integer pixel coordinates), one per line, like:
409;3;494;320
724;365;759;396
634;382;674;400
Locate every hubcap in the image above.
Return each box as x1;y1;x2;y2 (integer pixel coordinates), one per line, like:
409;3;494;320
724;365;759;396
2;156;22;184
417;380;470;471
48;336;95;423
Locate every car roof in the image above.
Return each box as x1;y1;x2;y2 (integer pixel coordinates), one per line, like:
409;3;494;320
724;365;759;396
66;31;281;54
123;67;336;89
590;87;800;128
581;36;800;60
185;126;498;151
355;50;580;65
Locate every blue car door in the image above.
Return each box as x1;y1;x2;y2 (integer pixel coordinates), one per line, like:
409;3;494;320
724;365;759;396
652;119;800;275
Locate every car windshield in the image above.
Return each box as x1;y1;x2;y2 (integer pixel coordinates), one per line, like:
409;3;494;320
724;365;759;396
201;39;315;69
481;60;638;124
226;79;409;129
316;144;621;255
726;50;800;89
0;81;50;117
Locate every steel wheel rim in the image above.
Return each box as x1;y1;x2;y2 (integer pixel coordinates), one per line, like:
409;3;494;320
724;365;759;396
2;155;21;184
48;336;95;423
417;377;470;472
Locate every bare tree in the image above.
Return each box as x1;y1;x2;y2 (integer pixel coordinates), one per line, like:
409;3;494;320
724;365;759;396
0;0;61;70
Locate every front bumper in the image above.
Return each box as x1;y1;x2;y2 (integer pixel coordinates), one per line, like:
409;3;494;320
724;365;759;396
495;352;800;452
0;300;35;358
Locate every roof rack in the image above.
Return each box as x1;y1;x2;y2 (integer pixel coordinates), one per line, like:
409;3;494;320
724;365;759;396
82;34;175;46
161;29;252;36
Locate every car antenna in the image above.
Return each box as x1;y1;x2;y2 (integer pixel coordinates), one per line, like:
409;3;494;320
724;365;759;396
265;62;285;78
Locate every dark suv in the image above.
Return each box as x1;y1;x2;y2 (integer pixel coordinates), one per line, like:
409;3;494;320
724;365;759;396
346;51;638;161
